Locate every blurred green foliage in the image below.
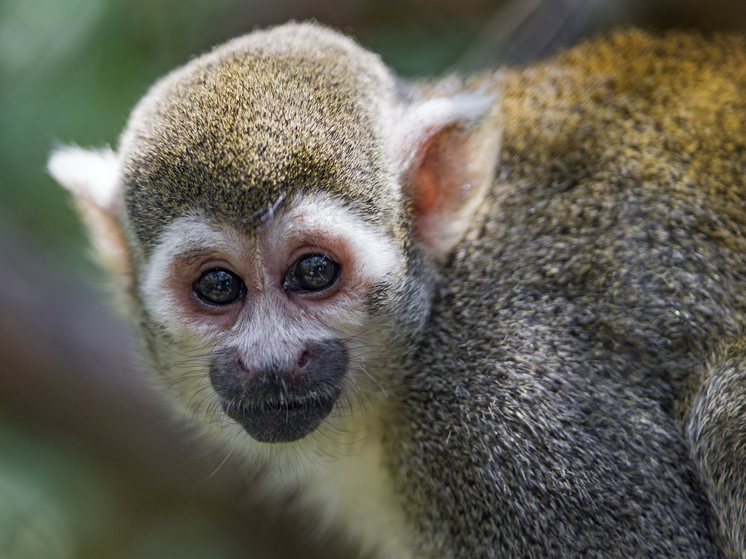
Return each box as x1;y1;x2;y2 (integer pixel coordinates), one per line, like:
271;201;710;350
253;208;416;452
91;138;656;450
0;417;254;559
0;420;113;559
1;0;237;268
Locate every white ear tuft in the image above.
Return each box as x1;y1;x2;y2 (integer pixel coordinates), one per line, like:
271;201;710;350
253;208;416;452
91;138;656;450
48;146;121;212
395;91;500;259
48;145;133;308
395;94;494;173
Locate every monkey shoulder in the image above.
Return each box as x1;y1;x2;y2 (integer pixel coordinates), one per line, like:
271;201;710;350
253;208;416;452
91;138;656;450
385;32;746;558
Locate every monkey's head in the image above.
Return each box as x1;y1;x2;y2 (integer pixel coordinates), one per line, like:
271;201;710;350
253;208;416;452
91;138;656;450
49;23;500;447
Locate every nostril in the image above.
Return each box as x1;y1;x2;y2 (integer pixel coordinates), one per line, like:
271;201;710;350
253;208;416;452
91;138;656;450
298;350;310;369
236;356;252;376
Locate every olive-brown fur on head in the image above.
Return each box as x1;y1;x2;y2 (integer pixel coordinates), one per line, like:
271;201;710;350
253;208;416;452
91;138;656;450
118;22;406;257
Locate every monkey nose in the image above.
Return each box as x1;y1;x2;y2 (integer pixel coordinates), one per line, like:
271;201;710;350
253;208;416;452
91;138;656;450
209;340;348;443
297;349;310;369
235;348;310;381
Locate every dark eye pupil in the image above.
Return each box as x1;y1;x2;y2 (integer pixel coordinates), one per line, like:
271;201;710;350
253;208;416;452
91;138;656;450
285;254;339;292
194;269;244;305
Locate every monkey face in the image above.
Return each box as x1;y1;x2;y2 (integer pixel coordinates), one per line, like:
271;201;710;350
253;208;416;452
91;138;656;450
138;195;404;444
48;21;494;452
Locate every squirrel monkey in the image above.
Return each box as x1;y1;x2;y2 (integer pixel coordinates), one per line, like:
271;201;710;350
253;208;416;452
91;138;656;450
49;22;746;558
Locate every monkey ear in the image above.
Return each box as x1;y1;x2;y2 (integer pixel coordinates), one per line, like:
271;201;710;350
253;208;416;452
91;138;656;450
397;92;500;259
48;146;132;292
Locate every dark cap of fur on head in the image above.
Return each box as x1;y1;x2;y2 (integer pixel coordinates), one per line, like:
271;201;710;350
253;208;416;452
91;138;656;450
118;22;405;254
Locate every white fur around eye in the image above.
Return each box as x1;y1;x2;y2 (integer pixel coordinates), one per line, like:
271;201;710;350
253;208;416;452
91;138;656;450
141;200;403;341
141;217;248;340
268;195;404;282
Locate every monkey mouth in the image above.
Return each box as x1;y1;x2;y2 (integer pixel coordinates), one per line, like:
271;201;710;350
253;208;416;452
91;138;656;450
222;388;342;443
209;340;349;444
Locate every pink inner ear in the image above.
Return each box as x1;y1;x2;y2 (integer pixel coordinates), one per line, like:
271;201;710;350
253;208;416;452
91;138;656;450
408;125;463;243
411;164;440;218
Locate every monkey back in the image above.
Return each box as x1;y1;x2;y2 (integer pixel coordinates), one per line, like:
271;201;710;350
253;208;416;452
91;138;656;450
389;30;746;558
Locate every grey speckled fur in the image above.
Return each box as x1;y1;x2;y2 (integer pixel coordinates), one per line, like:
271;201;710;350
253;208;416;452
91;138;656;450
386;31;746;558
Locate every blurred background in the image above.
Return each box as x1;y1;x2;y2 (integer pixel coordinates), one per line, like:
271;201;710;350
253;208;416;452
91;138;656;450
1;1;745;557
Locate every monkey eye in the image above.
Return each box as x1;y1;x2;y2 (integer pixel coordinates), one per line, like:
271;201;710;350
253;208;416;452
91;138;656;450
283;254;340;293
193;268;246;305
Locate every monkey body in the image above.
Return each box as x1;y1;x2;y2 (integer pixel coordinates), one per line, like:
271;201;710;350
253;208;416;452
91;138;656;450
49;25;746;558
388;31;746;557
